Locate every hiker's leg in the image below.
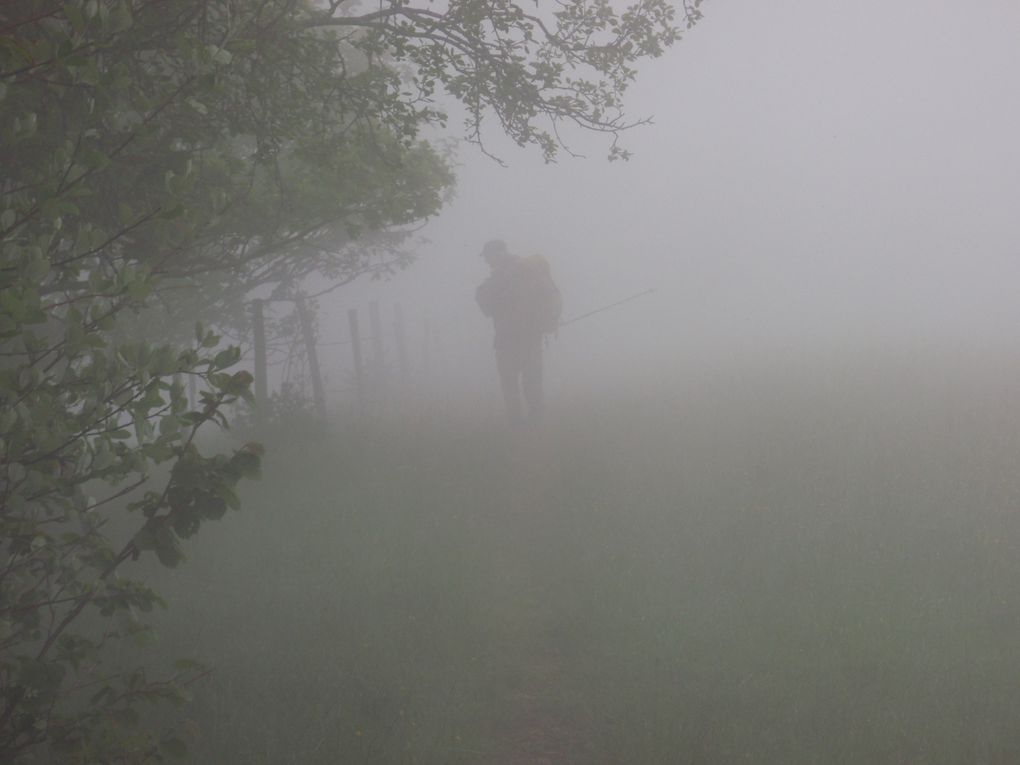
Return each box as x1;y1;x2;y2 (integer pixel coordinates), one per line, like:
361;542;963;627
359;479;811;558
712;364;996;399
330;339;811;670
496;347;523;423
521;339;544;422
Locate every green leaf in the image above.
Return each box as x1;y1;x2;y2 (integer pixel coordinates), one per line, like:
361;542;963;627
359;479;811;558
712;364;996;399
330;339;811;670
231;448;262;480
82;147;109;170
201;488;231;516
173;658;206;672
125;277;152;301
160;202;185;219
79;59;101;86
207;45;232;65
158;414;180;437
89;685;116;706
64;3;86;35
108;1;133;33
161;737;188;759
25;252;50;282
212;347;240;370
111;706;140;727
154;524;185;568
227;39;256;55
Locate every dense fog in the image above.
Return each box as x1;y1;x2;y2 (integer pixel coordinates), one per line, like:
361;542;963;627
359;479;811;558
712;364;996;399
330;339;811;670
7;1;1020;763
142;5;1020;762
309;0;1020;415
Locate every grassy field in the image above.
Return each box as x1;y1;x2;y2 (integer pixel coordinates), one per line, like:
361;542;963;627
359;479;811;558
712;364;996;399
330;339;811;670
145;347;1020;764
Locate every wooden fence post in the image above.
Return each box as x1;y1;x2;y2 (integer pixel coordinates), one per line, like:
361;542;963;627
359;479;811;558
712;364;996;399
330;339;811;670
295;294;327;419
368;299;386;397
422;317;432;381
394;302;409;388
348;308;364;412
252;298;268;427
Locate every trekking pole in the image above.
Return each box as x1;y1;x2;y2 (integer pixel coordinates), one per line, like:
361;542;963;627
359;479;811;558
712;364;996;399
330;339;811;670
558;288;655;328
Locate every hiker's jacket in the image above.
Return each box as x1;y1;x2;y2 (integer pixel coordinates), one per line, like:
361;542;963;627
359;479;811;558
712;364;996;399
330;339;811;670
476;256;561;349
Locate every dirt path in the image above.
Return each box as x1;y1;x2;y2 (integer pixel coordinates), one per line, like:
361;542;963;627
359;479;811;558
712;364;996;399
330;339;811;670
495;651;592;765
481;438;600;765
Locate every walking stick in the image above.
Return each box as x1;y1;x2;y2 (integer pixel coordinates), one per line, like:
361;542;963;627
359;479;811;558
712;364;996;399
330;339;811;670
558;288;655;328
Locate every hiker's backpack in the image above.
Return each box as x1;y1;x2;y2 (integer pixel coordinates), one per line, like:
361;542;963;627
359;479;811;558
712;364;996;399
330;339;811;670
521;255;562;334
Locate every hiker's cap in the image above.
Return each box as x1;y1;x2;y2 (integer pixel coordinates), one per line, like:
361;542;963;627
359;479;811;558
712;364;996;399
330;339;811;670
480;239;509;258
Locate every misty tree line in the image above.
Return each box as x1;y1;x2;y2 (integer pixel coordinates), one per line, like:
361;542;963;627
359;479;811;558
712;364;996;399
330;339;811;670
0;0;701;761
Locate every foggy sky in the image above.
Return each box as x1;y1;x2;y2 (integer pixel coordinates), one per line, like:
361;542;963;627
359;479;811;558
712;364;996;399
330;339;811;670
314;0;1020;409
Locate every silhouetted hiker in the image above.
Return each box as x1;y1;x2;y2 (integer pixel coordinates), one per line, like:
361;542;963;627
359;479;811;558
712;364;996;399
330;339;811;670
476;239;562;424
